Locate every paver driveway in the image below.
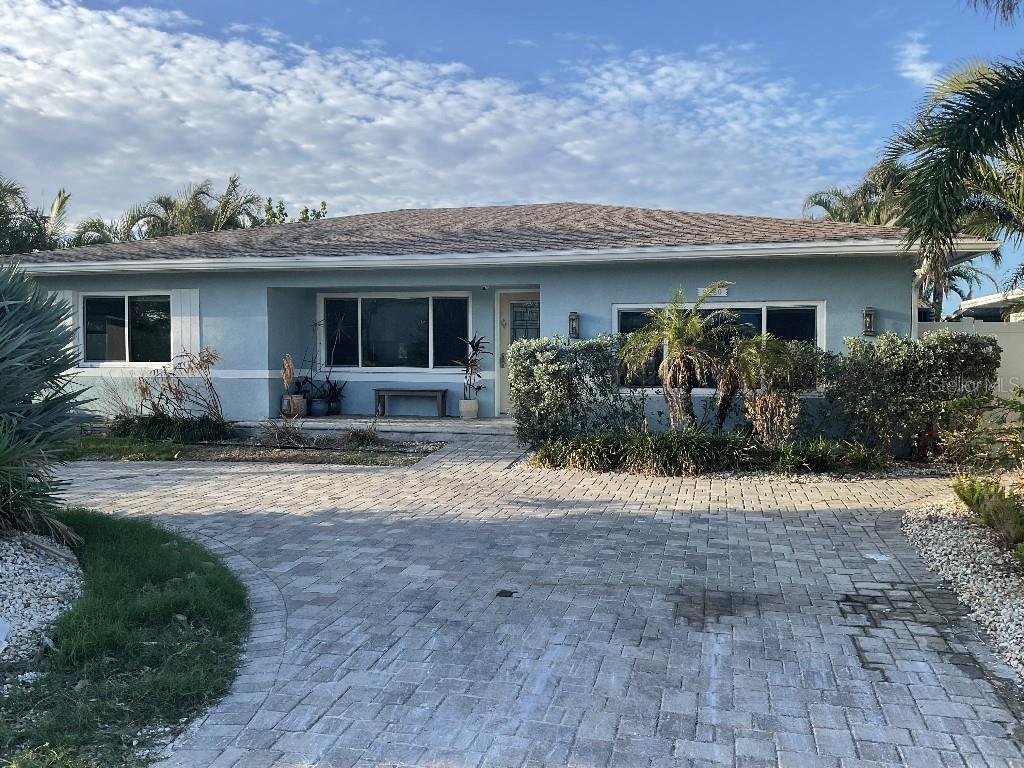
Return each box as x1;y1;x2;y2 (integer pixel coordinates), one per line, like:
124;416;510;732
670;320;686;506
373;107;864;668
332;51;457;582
60;437;1024;768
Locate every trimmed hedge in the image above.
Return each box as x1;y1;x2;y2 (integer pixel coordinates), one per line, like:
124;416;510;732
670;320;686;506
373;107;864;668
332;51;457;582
507;335;646;446
530;430;888;476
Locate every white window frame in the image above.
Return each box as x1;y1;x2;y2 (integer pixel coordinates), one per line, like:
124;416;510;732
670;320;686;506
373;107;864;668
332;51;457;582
317;291;473;373
611;300;827;394
78;291;173;368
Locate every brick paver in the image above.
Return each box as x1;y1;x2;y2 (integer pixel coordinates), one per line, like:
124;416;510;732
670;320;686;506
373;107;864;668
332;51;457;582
60;438;1024;767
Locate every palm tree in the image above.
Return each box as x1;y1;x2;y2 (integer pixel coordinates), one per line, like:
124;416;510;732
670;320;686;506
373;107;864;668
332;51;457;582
919;262;999;317
971;0;1023;21
619;282;738;429
886;58;1024;315
0;175;71;254
803;161;907;226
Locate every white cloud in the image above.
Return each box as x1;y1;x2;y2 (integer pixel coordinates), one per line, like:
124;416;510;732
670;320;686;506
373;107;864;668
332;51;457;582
506;38;537;48
0;0;875;223
895;32;942;86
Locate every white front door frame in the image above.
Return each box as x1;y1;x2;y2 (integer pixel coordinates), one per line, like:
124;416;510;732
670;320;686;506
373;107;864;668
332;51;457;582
493;289;541;417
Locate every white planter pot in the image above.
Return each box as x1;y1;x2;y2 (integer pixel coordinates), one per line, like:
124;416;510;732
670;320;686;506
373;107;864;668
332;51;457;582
458;399;479;419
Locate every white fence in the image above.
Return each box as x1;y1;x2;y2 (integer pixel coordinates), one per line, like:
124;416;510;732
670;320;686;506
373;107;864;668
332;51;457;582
919;319;1024;397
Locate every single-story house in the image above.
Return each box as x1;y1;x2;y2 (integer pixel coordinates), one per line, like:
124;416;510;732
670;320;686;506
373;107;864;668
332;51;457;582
10;202;994;421
954;289;1024;323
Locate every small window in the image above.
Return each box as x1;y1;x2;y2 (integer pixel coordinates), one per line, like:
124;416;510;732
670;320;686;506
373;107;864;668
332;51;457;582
432;297;469;368
766;306;816;343
84;294;170;363
323;298;358;367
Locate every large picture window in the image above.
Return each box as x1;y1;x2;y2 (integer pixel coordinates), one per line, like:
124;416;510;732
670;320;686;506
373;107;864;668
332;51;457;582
616;302;821;388
322;295;469;369
83;294;171;363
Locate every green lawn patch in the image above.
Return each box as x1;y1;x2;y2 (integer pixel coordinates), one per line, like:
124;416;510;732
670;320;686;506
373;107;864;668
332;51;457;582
0;509;250;767
59;436;433;466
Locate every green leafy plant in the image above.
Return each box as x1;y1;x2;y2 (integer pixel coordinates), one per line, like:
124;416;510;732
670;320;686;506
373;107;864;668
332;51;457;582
951;475;1007;511
107;413;234;444
507;335;646;446
453;334;491;401
619;283;738;430
824;330;1001;457
0;264;83;542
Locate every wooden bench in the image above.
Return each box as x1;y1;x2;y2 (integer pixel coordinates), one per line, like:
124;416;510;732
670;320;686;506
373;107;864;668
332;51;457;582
373;388;449;418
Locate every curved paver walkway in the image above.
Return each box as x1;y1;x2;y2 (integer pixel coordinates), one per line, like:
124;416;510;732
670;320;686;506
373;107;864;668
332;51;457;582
60;438;1024;768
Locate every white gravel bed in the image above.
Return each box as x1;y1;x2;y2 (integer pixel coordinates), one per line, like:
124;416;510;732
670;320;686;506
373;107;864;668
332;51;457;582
903;500;1024;679
0;533;83;661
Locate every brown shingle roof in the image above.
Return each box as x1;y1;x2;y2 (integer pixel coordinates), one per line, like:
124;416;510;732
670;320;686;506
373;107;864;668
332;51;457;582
12;202;907;265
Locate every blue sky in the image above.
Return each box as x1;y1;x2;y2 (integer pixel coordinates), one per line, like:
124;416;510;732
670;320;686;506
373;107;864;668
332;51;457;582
2;0;1021;288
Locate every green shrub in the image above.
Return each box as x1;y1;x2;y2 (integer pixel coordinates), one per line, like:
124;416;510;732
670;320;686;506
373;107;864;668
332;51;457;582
975;494;1024;552
530;431;885;476
825;330;1001;456
841;440;889;471
107;413;235;443
791;437;839;472
0;264;83;542
951;475;1006;511
507;335;646;446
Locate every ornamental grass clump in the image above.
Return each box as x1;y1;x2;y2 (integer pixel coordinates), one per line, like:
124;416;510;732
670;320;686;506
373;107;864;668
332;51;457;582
0;263;83;542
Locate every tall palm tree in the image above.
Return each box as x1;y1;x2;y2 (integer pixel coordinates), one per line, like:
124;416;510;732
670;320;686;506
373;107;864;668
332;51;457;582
619;282;738;429
885;54;1024;313
803;161;907;226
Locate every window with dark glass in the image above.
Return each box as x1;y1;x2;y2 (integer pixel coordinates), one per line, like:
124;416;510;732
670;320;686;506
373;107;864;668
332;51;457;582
325;296;470;369
432;297;469;368
617;310;662;388
323;298;359;366
361;298;429;367
84;294;169;363
616;303;819;388
128;296;172;362
766;306;816;343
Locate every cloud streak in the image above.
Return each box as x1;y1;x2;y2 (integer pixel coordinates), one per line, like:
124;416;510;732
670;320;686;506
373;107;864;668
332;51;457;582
0;0;874;223
895;32;942;86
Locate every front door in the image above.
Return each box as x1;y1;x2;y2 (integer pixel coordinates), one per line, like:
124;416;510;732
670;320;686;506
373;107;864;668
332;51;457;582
498;291;541;415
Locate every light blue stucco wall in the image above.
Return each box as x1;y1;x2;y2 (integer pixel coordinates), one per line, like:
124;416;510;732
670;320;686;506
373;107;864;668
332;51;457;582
34;252;916;421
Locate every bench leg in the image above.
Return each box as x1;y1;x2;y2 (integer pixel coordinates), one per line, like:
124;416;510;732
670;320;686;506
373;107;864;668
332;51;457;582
437;393;445;418
376;394;385;417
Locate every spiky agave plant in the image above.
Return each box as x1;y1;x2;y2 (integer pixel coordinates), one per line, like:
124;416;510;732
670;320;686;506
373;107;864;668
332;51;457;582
0;263;84;543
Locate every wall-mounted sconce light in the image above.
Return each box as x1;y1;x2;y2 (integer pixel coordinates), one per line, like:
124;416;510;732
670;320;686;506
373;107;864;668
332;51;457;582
568;311;580;339
863;307;877;336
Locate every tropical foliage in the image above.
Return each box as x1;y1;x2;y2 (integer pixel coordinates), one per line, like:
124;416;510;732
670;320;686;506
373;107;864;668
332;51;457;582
1;171;332;251
507;335;646;446
805;0;1024;319
618;282;741;429
0;264;83;542
0;176;69;255
530;431;888;476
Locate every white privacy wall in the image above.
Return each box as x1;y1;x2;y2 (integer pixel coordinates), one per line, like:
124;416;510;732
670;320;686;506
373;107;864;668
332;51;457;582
919;319;1024;397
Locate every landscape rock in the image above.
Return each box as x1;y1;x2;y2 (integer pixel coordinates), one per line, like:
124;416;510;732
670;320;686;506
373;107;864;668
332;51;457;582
0;533;83;661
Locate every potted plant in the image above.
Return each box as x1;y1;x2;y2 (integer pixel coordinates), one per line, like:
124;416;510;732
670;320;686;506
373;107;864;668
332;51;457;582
308;379;330;417
454;335;491;419
323;376;346;416
280;354;307;417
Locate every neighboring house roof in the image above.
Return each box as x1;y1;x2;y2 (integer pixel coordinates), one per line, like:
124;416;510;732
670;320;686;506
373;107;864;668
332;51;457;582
12;202;920;265
954;289;1024;317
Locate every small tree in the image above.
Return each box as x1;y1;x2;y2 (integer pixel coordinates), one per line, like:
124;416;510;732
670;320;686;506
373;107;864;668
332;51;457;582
0;264;83;542
453;335;491;401
619;283;737;430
